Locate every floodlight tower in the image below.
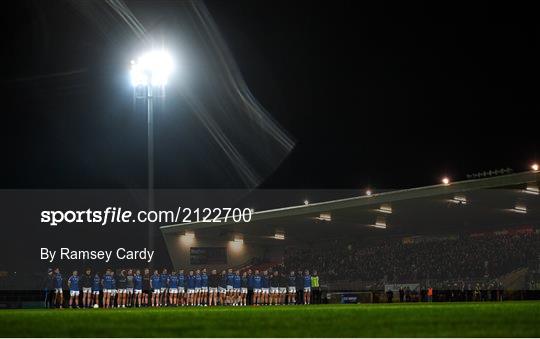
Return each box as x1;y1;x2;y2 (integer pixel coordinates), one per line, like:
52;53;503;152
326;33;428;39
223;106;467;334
130;50;174;260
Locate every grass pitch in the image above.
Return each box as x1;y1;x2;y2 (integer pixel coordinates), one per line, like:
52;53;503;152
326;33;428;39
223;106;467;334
0;301;539;337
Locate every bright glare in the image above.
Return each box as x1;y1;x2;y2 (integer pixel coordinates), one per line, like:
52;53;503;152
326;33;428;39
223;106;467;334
442;177;450;185
130;50;174;86
365;189;372;196
532;163;539;171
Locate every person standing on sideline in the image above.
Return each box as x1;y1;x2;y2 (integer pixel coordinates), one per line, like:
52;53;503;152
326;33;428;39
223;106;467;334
43;268;55;308
295;270;303;305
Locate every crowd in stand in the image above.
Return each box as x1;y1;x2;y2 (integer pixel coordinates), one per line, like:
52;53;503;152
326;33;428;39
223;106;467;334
281;233;540;289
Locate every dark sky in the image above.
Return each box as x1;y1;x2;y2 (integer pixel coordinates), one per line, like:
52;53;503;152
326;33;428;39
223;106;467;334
1;0;538;190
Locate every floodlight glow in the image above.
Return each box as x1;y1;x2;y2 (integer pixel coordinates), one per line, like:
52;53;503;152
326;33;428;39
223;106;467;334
377;204;392;214
179;231;195;246
532;163;539;171
130;50;174;87
442;177;450;185
303;200;309;205
316;212;332;221
450;195;467;204
274;232;285;240
365;189;372;196
523;185;539;195
513;205;527;214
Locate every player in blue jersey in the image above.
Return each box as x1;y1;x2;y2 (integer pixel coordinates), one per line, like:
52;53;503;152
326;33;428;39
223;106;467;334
102;269;114;308
252;270;262;306
110;271;117;307
91;272;101;307
241;271;249;306
133;269;143;307
186;270;196;306
168;271;179;306
303;270;312;305
53;268;64;308
233;270;241;306
67;270;80;308
177;270;185;306
194;269;202;306
150;269;161;307
262;270;271;305
287;271;296;305
226;268;235;305
201;268;209;306
160;268;169;306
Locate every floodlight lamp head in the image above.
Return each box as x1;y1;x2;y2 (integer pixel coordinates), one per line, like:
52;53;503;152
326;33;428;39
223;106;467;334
130;50;174;87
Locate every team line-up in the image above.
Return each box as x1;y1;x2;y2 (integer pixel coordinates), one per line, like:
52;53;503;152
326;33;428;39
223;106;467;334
46;267;320;308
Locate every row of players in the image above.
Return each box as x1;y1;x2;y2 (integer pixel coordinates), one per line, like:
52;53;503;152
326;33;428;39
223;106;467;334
47;267;318;308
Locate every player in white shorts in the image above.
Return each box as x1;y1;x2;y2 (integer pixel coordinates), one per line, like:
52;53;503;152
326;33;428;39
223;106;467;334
261;270;270;305
133;269;143;307
67;270;80;308
150;270;161;307
167;271;179;306
201;268;209;306
79;268;92;308
186;270;195;306
225;268;234;306
218;270;227;306
287;271;296;305
269;271;280;305
160;268;169;307
240;271;249;306
208;269;219;306
177;270;186;306
91;273;101;307
252;270;262;305
125;269;134;307
303;270;312;305
279;272;288;305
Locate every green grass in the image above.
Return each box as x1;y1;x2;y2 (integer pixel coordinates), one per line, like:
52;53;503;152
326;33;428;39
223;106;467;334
0;302;539;337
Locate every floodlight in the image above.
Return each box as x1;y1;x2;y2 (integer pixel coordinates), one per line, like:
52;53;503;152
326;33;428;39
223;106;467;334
365;189;372;196
130;50;174;87
442;177;450;185
303;200;309;205
274;232;285;240
532;163;539;171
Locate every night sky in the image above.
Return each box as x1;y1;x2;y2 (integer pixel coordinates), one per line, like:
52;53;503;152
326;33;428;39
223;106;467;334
1;1;538;190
